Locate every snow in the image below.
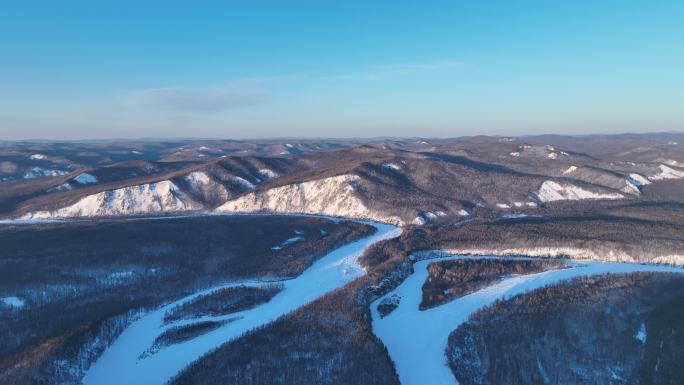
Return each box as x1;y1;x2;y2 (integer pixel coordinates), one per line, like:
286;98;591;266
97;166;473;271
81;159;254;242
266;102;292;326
436;211;447;217
216;174;403;225
443;246;684;265
509;152;520;157
47;183;73;192
635;322;647;343
622;178;642;195
109;271;134;280
131;150;142;154
74;173;98;184
23;167;68;179
526;201;538;208
185;171;211;189
496;203;511;209
371;255;683;385
413;211;438;225
83;220;401;385
285;143;294;148
198;146;210;151
513;202;523;207
628;173;651;186
458;209;470;216
271;236;304;250
1;296;25;309
563;166;577;174
29;154;47;160
21;180;200;219
503;213;528;219
257;169;279;179
649;164;684;181
547;152;558;159
537;180;623;202
232;176;256;189
381;163;402;171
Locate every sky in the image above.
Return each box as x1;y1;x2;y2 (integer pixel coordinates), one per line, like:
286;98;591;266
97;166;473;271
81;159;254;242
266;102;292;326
1;1;683;140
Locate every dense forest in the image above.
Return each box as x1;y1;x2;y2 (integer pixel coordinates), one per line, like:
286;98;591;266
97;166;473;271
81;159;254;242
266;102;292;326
0;216;373;385
420;258;566;309
447;272;684;385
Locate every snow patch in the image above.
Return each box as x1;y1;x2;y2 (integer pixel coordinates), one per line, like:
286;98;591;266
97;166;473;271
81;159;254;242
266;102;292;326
29;154;47;160
649;164;684;181
47;183;73;192
381;163;401;171
23;167;68;179
496;203;511;209
547;152;558;159
563;166;577;174
628;173;651;186
412;212;437;226
1;296;25;309
537;180;623;202
271;236;304;250
257;169;279;180
509;152;520;157
74;173;98;184
458;209;470;216
232;176;256;189
635;322;647;343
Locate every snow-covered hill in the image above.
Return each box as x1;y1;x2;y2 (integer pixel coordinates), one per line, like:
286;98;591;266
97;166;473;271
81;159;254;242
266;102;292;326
21;180;200;219
216;174;403;224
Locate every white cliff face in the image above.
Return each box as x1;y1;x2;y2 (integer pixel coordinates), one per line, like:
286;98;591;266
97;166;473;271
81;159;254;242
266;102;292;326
21;181;200;219
537;180;623;202
443;247;684;266
216;174;402;224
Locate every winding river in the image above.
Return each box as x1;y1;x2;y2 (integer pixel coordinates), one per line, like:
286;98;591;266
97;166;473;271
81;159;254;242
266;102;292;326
83;220;401;385
371;255;684;385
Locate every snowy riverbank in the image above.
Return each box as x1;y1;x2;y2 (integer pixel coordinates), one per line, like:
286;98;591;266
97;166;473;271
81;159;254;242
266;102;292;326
371;255;683;385
83;220;401;385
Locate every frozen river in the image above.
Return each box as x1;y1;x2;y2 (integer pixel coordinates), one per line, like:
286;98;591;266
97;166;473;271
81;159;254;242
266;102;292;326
83;220;401;385
371;255;683;385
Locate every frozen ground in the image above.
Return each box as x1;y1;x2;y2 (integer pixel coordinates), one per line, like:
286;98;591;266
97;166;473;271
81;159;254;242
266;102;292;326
371;255;683;385
83;220;400;385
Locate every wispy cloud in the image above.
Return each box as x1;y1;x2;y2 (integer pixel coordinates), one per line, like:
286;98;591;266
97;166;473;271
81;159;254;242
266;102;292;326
119;75;302;113
339;60;466;81
121;87;266;113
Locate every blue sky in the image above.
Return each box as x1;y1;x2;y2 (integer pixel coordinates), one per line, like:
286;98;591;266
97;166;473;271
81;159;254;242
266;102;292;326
1;1;682;139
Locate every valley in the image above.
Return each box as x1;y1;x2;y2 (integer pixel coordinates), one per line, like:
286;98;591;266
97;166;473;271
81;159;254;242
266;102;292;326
2;134;684;385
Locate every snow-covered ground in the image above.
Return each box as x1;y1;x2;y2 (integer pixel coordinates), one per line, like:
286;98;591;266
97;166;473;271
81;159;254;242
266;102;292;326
537;180;623;202
1;296;26;309
371;255;683;385
83;220;401;385
74;173;98;184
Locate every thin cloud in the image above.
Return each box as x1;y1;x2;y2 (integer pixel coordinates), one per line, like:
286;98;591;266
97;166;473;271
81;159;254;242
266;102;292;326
339;60;466;81
119;75;302;113
121;87;267;113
